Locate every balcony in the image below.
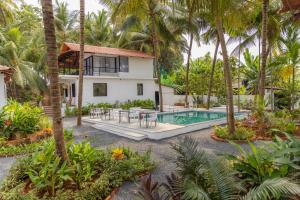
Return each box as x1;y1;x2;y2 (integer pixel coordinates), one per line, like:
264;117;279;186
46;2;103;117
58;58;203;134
58;51;128;76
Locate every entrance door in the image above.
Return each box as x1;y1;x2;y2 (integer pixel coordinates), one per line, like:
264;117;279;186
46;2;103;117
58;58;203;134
155;91;159;109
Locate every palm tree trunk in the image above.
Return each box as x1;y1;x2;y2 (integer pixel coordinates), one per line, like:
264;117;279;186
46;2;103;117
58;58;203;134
185;33;193;107
215;17;235;134
237;37;241;112
291;65;295;110
207;38;219;110
150;13;163;112
258;0;269;103
77;0;85;126
269;49;274;111
41;0;68;161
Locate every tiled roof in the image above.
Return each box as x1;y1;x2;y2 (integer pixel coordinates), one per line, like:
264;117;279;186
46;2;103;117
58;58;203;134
61;42;154;59
281;0;300;12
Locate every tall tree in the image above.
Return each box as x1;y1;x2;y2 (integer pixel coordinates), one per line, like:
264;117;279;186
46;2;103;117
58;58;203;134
41;0;68;161
258;0;269;102
85;10;112;46
172;0;203;107
77;0;85;126
54;0;79;45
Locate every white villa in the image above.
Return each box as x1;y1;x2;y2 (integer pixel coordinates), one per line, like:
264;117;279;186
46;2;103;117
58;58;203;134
58;43;163;107
0;65;13;109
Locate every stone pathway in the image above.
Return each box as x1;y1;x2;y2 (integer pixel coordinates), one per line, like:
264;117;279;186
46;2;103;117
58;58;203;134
0;117;259;199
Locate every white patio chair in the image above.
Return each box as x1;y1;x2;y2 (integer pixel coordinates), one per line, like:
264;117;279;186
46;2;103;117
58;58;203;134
129;110;140;121
141;112;158;128
112;108;122;120
90;108;102;118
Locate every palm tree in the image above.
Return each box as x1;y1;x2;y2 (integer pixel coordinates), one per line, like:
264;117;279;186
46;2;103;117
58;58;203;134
54;0;79;45
278;26;300;110
202;27;219;110
258;0;269;103
85;10;112;46
77;0;85;126
0;0;16;26
40;0;68;161
170;0;205;107
0;28;47;96
100;0;165;112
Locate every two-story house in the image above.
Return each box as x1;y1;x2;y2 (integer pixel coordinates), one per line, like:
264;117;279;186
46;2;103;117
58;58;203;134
58;42;159;106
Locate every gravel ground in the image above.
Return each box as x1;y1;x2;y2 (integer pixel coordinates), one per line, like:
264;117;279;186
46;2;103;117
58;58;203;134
0;117;259;199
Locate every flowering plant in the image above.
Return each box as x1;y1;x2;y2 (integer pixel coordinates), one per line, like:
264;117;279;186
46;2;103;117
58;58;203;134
112;148;125;160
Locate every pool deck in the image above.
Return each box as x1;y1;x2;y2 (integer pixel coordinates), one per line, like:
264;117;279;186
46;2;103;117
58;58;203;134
82;107;248;140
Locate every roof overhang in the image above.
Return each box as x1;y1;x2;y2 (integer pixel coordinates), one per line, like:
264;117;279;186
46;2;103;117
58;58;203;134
59;42;155;59
0;65;14;82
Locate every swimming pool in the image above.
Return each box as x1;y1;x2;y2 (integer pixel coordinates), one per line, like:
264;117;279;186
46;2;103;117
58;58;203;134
158;111;228;125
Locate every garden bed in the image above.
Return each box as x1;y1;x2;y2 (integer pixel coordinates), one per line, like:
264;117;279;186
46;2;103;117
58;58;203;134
0;129;52;157
0;101;53;157
0;140;155;200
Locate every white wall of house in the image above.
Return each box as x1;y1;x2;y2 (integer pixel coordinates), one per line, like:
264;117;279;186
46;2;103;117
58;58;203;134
79;77;156;105
60;77;157;106
0;74;7;109
120;57;154;79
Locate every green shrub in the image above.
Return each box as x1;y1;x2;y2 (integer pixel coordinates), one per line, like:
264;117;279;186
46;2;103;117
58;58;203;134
0;100;43;138
120;99;154;110
0;129;74;157
214;125;255;141
39;116;52;129
228;142;292;186
269;112;297;135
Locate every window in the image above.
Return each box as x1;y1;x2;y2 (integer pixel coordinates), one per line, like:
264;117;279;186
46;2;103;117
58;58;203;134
93;83;107;96
137;83;143;96
119;56;129;72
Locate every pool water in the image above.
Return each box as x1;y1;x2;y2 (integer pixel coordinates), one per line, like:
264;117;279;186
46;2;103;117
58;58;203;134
157;111;228;125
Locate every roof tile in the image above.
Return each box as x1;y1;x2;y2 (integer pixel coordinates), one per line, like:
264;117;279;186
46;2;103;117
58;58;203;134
61;42;154;59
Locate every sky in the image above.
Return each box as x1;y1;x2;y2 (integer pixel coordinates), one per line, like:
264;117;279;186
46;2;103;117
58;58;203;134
24;0;259;62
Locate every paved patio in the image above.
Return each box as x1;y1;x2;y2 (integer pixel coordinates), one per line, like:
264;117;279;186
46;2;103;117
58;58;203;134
0;117;258;200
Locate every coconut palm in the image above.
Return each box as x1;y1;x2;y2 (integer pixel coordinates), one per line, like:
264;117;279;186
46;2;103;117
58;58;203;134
40;0;68;161
0;28;47;96
202;27;219;110
169;0;207;107
258;0;269;103
0;0;17;26
54;0;79;45
77;0;85;126
85;10;112;46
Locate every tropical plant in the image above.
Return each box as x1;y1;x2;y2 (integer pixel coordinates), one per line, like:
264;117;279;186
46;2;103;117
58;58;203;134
138;137;300;200
0;100;43;138
277;26;300;110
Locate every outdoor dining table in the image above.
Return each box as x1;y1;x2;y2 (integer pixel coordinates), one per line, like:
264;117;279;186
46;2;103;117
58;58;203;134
139;110;157;128
119;110;131;123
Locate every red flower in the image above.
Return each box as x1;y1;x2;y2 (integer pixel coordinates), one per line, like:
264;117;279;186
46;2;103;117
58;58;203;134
4;119;12;126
